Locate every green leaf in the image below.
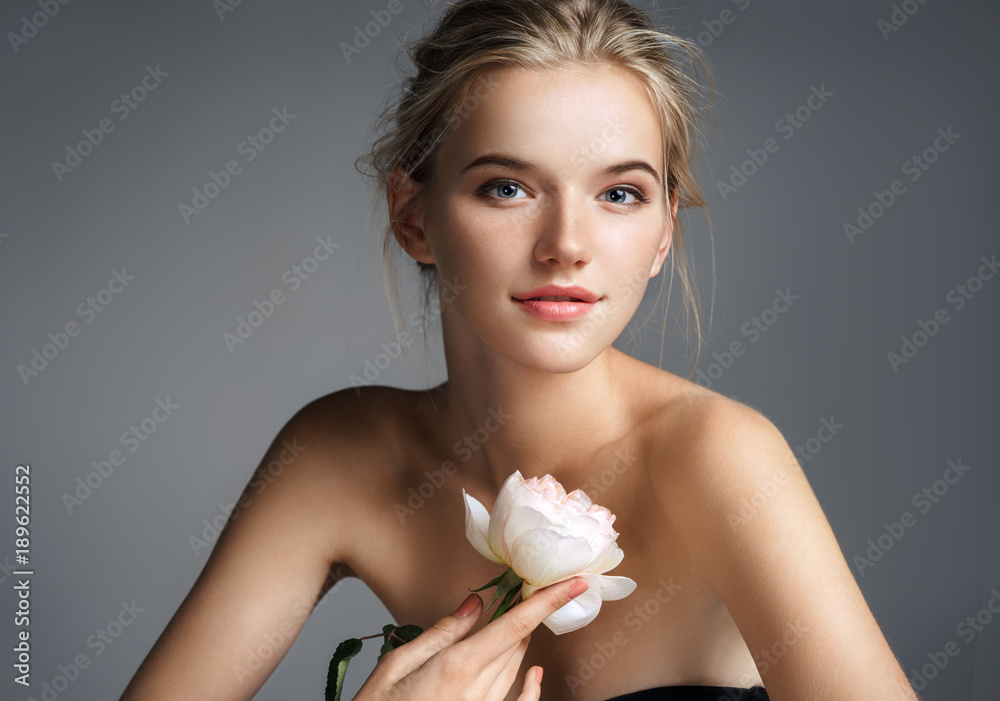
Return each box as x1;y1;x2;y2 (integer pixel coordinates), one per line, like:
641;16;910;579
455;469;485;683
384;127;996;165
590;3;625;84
489;585;523;622
379;624;397;656
469;571;506;592
378;624;425;657
325;638;363;701
395;624;423;642
378;624;397;656
485;568;524;612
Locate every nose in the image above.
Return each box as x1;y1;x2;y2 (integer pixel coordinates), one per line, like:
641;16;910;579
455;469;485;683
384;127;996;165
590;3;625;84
532;190;593;267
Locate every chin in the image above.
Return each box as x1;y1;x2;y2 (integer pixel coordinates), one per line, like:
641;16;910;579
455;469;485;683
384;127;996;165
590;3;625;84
510;333;611;374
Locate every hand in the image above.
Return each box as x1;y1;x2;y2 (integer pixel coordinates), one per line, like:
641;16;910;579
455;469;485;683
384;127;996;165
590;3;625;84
352;576;589;701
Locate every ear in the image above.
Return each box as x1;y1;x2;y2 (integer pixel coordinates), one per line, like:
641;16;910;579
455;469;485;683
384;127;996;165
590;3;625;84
387;166;435;265
649;190;678;277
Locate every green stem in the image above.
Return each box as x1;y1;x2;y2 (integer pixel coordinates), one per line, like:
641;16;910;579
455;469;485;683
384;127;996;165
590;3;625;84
358;629;405;642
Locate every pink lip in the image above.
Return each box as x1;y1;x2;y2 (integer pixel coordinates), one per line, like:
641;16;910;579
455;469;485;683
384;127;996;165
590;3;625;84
512;284;600;321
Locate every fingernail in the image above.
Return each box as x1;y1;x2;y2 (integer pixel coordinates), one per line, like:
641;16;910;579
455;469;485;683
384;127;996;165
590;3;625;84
536;667;544;684
455;593;479;617
567;579;588;599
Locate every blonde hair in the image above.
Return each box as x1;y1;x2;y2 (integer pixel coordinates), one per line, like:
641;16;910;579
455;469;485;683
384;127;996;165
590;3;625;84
355;0;717;379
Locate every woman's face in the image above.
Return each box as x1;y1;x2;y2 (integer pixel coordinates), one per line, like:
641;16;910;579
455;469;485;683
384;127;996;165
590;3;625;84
400;62;676;371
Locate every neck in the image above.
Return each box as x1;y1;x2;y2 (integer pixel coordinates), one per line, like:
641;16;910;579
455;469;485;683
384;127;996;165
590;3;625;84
430;308;634;494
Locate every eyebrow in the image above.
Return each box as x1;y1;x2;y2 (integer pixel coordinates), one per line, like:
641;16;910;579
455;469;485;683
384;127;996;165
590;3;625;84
461;152;661;187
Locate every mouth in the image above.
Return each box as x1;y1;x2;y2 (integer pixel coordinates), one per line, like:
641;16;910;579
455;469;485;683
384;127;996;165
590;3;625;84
513;285;600;304
512;292;598;321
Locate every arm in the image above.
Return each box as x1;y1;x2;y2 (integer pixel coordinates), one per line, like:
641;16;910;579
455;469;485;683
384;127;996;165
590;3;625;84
654;396;917;700
119;391;364;700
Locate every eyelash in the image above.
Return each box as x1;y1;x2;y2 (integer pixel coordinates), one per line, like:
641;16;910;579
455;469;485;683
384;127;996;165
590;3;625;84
474;179;650;208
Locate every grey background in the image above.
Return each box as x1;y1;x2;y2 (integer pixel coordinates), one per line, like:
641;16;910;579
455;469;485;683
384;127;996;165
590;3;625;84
1;0;998;699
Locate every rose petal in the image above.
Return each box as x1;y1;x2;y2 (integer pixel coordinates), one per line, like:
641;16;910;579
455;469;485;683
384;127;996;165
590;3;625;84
561;513;607;548
538;573;604;634
583;541;624;574
462;489;505;564
565;488;593;510
501;506;567;559
487;470;526;557
531;474;568;502
509;529;594;585
592;573;637;600
464;470;636;634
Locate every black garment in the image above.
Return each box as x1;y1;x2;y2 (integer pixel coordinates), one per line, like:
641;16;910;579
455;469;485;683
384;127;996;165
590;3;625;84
603;685;770;701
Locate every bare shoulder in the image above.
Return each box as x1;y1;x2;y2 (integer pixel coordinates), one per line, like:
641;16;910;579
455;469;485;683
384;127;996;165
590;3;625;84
637;368;810;577
289;383;422;466
638;366;788;468
647;378;804;547
247;384;414;566
643;376;914;697
289;383;406;459
620;361;797;520
118;385;420;699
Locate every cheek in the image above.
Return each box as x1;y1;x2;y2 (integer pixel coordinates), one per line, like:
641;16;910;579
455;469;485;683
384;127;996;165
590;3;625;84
599;224;662;298
439;204;512;269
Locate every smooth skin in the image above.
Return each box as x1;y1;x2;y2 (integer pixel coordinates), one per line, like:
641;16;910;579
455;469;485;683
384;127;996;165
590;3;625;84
121;62;918;700
118;392;587;700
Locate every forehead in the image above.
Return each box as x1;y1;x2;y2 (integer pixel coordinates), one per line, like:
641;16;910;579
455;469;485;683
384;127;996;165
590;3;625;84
437;63;664;176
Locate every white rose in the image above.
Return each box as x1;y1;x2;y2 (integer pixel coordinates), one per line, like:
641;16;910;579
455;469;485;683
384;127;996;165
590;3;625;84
462;470;637;635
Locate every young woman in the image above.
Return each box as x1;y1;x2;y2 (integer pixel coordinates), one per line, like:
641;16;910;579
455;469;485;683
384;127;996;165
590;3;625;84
121;1;918;699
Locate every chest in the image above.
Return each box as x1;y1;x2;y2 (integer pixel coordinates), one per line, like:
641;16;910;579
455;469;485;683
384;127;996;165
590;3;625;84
346;441;726;700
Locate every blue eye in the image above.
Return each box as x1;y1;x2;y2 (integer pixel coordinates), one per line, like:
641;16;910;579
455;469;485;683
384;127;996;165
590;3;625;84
601;187;647;205
486;181;526;199
476;180;649;207
602;188;635;204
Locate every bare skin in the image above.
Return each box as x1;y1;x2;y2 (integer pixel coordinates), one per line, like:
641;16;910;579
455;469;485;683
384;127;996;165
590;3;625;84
349;372;768;701
118;380;594;701
121;63;916;700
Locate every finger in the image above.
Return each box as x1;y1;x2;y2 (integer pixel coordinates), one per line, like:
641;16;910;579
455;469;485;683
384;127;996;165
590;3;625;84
387;593;483;674
515;666;543;701
474;636;529;701
462;577;589;664
482;631;531;699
